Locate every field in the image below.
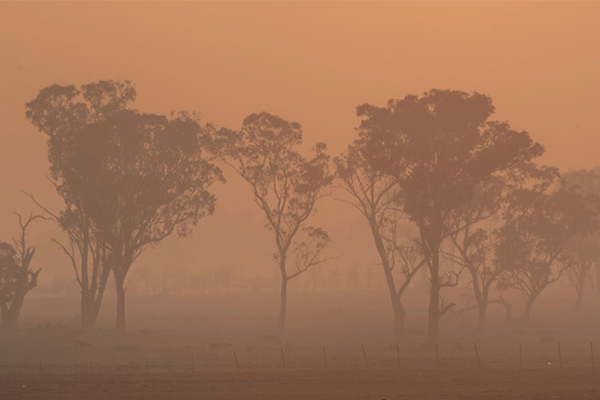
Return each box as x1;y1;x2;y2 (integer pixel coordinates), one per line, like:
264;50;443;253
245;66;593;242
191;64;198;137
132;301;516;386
1;369;599;400
1;290;600;398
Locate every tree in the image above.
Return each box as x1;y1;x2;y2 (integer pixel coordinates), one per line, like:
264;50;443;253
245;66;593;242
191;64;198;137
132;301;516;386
445;221;501;336
444;165;554;335
336;144;425;338
355;89;545;345
0;214;43;330
217;112;333;337
25;80;136;330
562;169;600;303
563;233;600;311
496;187;597;325
26;81;223;333
29;194;110;331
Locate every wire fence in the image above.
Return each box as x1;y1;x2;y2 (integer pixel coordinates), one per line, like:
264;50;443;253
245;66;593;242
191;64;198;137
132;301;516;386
0;340;598;374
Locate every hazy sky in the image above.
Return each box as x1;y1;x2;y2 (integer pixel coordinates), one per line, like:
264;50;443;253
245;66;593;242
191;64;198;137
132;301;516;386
1;2;599;287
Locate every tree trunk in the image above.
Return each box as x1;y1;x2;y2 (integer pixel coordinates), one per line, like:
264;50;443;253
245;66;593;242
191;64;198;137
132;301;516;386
277;276;288;338
0;306;19;331
393;301;406;339
0;308;10;331
475;285;490;337
574;286;584;312
81;293;102;331
476;302;487;337
369;219;407;340
523;296;535;325
595;261;600;296
81;291;89;330
427;247;441;347
115;274;126;334
1;290;27;331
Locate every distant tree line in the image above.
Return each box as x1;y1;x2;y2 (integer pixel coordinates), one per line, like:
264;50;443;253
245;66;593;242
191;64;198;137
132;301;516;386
1;80;598;346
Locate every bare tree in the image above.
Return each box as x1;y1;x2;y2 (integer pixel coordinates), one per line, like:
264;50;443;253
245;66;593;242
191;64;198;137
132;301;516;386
28;195;110;331
336;144;424;338
216;112;333;337
0;214;44;330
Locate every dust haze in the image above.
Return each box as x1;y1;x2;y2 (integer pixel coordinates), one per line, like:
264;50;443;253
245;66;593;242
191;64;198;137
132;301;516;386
1;2;600;399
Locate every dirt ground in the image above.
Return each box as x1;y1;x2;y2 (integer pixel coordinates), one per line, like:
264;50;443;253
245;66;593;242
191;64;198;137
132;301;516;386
3;291;600;399
0;369;599;400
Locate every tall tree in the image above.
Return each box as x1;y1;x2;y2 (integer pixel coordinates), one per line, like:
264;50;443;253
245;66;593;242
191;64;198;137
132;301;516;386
0;214;43;330
336;144;424;338
26;80;135;330
496;187;597;324
26;81;223;333
355;89;545;345
217;112;333;338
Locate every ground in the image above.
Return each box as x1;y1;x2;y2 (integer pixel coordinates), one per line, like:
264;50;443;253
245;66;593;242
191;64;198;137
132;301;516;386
1;369;599;400
2;291;600;398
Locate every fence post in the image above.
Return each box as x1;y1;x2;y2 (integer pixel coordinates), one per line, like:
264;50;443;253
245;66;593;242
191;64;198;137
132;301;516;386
519;342;524;369
233;350;241;372
557;342;562;368
361;343;370;370
473;342;481;369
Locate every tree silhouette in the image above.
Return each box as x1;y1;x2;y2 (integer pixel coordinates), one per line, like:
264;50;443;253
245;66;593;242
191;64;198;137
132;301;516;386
336;144;424;338
355;89;544;345
217;112;333;338
563;231;600;311
25;80;135;330
26;81;223;333
496;187;598;325
28;194;110;331
444;164;555;335
0;214;43;330
562;169;600;303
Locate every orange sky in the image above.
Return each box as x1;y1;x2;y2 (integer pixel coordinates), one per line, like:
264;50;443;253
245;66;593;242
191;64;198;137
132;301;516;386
1;2;599;286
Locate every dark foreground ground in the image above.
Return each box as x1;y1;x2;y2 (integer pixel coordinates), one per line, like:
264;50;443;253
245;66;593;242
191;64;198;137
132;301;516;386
0;369;599;400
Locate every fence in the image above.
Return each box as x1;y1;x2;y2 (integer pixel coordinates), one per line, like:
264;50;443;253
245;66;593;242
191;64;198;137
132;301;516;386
0;340;598;374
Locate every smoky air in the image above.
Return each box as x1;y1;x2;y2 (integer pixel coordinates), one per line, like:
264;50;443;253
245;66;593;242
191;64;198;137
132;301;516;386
0;2;599;399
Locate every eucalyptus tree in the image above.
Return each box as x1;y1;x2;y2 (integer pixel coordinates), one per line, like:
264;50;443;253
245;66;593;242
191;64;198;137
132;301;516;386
336;144;424;338
355;89;544;345
217;112;333;337
26;80;134;330
496;187;597;324
26;81;223;333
